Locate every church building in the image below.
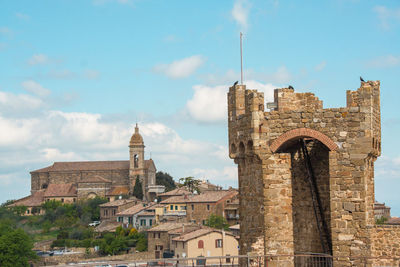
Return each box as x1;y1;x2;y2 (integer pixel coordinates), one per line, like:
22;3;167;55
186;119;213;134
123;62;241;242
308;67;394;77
13;124;164;213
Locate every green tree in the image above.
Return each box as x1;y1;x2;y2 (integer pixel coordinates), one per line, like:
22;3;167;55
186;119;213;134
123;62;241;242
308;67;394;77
133;177;143;200
179;177;201;194
0;228;37;267
156;171;176;192
205;214;229;230
376;216;388;225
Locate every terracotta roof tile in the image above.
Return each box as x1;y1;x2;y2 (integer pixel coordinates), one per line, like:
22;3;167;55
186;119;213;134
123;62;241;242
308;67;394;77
160;190;238;204
44;184;77;197
99;199;136;207
31;160;154;173
387;217;400;225
147;222;193;232
116;203;154;216
8;191;45;207
172;228;234;242
137;211;155;217
106;186;130;196
172;228;213;242
158;188;191;197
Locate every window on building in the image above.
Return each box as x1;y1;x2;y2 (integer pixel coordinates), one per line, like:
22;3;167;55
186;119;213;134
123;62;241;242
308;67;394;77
198;240;204;249
150;219;152;226
191;204;194;210
207;204;210;210
202;220;206;225
140;219;146;226
26;209;30;214
153;233;156;238
73;198;76;203
215;239;223;248
112;209;116;216
61;198;64;203
118;217;123;222
158;233;161;238
170;205;173;210
182;206;187;210
226;255;231;263
175;205;178;210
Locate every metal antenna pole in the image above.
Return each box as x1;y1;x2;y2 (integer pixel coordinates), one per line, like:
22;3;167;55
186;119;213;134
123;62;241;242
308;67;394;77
240;32;243;85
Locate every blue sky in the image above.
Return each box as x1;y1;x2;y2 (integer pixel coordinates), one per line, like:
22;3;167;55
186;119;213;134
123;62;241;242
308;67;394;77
1;0;400;214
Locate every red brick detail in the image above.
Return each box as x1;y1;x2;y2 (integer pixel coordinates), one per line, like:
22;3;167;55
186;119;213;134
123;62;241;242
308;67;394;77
270;128;338;152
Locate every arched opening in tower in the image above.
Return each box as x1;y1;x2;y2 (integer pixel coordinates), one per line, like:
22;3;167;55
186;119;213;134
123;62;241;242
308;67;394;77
278;138;332;256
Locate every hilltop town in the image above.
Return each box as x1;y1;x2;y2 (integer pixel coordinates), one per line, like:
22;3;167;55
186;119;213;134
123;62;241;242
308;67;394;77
3;125;240;266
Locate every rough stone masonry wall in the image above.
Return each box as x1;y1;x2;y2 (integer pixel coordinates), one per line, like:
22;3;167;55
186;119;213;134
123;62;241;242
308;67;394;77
31;169;130;193
369;225;400;265
228;81;385;266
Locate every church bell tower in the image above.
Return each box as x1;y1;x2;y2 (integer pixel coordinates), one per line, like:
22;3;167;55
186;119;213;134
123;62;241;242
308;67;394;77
129;124;145;197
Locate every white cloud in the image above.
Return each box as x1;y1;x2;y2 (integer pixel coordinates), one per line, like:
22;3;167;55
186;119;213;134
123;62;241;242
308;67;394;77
47;69;75;79
0;91;44;116
373;6;400;30
153;55;205;79
21;80;51;97
315;61;327;71
16;12;30;20
366;55;400;68
0;27;11;35
232;0;251;31
84;69;100;80
28;54;50;65
185;80;276;123
192;166;237;186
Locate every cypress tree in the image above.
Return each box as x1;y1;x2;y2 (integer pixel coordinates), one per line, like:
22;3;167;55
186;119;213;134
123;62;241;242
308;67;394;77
133;176;143;200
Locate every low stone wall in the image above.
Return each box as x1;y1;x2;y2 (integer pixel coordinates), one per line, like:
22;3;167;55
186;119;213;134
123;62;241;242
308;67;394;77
369;225;400;266
39;250;153;266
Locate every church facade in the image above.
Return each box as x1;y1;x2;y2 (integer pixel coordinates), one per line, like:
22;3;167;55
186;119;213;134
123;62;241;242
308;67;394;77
28;124;164;202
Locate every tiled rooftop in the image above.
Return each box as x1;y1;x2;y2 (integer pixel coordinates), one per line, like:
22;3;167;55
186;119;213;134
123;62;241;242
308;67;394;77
44;183;77;197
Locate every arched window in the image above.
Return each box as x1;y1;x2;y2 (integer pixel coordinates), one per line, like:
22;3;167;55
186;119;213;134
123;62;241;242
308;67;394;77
134;154;139;168
198;240;204;249
42;183;48;189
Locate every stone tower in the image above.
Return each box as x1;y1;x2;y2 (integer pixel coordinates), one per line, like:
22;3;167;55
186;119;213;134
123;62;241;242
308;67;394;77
129;124;146;198
227;81;389;266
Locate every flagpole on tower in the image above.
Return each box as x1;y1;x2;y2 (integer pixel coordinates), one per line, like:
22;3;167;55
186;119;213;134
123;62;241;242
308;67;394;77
240;32;243;85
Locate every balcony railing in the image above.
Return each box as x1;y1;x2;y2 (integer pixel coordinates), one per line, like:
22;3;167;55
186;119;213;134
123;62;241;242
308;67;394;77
148;185;166;193
164;211;187;216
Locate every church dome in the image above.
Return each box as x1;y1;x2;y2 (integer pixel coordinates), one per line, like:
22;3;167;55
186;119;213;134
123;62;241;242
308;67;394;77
130;124;143;145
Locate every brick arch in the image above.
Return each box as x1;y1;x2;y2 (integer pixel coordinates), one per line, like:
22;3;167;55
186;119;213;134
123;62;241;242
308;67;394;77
270;128;338;152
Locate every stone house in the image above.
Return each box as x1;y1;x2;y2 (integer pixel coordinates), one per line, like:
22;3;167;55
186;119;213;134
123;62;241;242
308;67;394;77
147;222;200;259
186;191;238;225
160;190;238;225
116;202;156;230
99;198;138;221
106;186;130;202
374;201;391;220
8;191;45;216
224;198;239;226
172;228;238;263
43;183;77;203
